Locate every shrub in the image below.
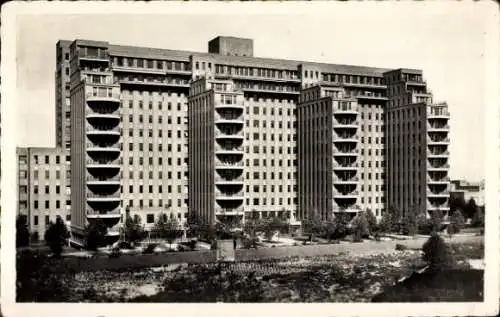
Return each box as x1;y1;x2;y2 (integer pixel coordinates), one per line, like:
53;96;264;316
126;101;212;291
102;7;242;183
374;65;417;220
471;209;484;228
395;244;407;251
351;211;369;241
142;243;157;254
16;215;30;248
44;215;70;258
365;209;377;234
109;248;122;258
85;220;108;251
422;233;456;271
448;210;466;235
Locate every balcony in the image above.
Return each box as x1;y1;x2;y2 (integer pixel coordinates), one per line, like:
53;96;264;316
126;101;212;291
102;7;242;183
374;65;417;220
334;162;359;170
405;79;426;86
355;92;388;101
427;123;450;131
427;163;449;170
214;144;244;155
427;150;450;157
333;190;359;198
86;158;121;168
427;203;449;211
427;107;450;118
119;78;190;89
333;176;359;184
86;125;120;134
86;91;120;103
112;65;166;75
240;85;300;95
86;192;120;200
333;119;359;128
333;148;358;156
86;143;120;152
333;102;358;114
215;114;244;125
215;175;244;184
427;176;450;184
86;174;121;183
215;207;245;216
221;73;301;84
78;50;109;62
427;190;449;197
427;136;450;145
341;82;387;90
215;129;244;139
334;135;359;143
215;103;245;110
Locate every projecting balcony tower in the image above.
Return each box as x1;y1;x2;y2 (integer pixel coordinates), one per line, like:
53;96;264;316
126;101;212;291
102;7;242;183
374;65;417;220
332;100;360;214
426;103;450;216
214;100;245;226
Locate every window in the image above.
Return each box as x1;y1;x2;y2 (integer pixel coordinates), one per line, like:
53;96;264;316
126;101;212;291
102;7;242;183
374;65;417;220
34;216;39;225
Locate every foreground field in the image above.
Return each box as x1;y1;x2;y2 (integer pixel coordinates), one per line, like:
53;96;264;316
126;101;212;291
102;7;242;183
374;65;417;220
17;240;484;303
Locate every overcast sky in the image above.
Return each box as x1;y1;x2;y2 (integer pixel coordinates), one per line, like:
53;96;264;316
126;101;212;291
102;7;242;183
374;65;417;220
13;2;492;182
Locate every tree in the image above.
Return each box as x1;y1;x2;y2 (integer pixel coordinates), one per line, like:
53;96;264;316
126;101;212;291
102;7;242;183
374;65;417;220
448;210;465;235
402;208;419;236
16;215;30;248
471;208;484;228
449;195;466;215
464;198;479;219
430;210;444;233
365;209;377;235
85;219;108;251
378;206;399;234
123;214;145;246
186;211;201;238
44;216;70;257
422;232;456;271
153;213;182;249
351;210;369;242
302;214;325;241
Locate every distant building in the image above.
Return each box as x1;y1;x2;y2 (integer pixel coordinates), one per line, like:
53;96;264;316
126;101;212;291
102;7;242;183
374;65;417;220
450;179;485;206
17;147;70;242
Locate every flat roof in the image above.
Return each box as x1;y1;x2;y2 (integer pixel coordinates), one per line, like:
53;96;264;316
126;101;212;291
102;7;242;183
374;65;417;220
60;38;418;77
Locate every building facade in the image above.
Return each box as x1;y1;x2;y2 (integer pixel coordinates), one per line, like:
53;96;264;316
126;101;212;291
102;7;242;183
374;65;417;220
450;179;485;207
52;36;450;243
17;147;70;242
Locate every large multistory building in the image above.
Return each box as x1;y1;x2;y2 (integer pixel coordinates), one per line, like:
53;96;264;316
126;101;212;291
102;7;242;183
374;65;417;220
48;36;450;244
16;147;71;241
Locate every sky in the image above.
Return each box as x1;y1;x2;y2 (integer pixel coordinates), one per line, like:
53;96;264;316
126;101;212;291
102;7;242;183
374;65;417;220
13;3;492;182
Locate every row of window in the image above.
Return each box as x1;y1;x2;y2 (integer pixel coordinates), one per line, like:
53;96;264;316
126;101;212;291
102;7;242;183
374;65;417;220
122;170;188;179
30;170;64;180
246;120;297;129
114;57;189;72
31;214;71;227
31;155;62;165
126;114;187;125
247;197;296;206
125;99;186;111
126;198;186;208
127;129;187;138
125;143;187;152
124;156;188;166
248;106;296;116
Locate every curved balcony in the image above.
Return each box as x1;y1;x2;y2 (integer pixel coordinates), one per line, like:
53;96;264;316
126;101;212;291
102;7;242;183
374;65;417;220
333;162;359;171
427;123;449;132
86;91;120;104
333;102;358;114
333;147;358;156
333;189;359;199
427;136;450;145
215;175;244;185
86;158;121;169
427;107;450;119
214;144;244;155
427;175;450;184
427;190;449;198
427;163;449;171
215;103;244;110
333;175;359;184
333;119;359;129
427;149;449;158
333;133;359;143
215;207;245;216
87;208;121;227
